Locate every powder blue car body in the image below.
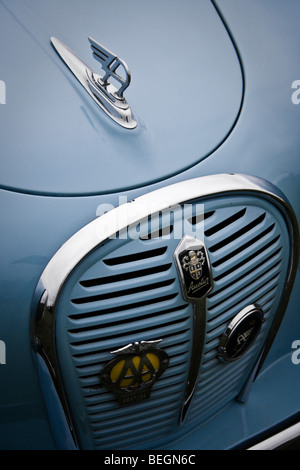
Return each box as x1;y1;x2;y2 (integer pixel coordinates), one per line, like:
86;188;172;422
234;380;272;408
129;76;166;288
0;0;299;449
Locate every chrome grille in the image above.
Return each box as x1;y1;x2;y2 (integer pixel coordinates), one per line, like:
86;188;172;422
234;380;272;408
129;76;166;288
54;193;290;449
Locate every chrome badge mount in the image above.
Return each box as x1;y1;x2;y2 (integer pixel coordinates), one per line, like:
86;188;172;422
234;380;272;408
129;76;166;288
51;36;137;129
174;235;213;423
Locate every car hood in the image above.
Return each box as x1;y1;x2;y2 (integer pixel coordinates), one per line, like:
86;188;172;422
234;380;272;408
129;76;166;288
0;0;243;195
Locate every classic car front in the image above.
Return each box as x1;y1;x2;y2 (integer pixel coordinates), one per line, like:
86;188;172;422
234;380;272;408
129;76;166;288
0;0;299;450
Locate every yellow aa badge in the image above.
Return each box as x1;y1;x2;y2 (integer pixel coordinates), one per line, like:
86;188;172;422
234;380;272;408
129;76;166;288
100;340;169;406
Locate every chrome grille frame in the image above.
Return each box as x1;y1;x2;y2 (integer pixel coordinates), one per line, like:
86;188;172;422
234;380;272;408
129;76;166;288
32;174;299;449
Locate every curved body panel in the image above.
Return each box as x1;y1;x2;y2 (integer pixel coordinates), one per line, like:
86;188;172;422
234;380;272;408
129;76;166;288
0;0;242;195
0;0;299;450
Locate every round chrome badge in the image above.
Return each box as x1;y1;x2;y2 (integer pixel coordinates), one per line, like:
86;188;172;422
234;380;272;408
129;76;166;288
218;304;264;362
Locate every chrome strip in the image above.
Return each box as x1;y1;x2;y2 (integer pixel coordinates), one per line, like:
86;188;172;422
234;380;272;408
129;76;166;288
33;173;299;448
248;422;300;450
180;297;206;423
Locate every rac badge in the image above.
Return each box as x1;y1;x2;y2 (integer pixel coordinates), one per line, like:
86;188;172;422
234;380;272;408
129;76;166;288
175;235;213;302
99;340;169;406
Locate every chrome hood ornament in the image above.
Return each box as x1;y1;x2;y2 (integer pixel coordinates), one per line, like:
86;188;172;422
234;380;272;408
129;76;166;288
51;36;137;129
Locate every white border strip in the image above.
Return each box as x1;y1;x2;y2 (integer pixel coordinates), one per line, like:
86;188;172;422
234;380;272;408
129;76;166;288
248;422;300;450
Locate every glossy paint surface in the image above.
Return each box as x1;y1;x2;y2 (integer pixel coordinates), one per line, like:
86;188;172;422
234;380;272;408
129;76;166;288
0;0;242;195
0;0;299;450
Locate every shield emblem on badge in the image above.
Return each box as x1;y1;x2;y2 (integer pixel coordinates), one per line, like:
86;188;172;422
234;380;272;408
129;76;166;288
182;250;205;280
188;251;203;280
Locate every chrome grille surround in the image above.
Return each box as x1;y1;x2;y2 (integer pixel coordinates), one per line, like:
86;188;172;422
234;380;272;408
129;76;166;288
33;174;299;449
